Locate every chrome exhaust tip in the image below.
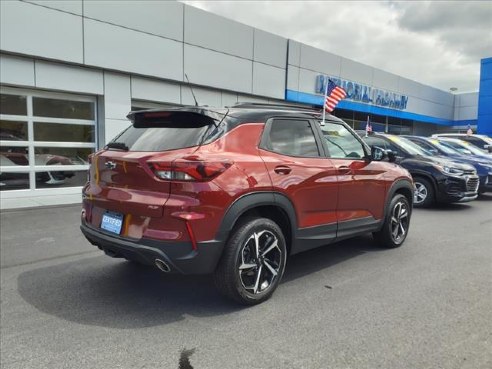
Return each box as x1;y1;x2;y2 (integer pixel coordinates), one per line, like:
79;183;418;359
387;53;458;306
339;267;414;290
155;258;171;273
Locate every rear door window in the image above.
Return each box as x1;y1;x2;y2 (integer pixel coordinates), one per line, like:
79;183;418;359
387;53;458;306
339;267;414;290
263;119;321;157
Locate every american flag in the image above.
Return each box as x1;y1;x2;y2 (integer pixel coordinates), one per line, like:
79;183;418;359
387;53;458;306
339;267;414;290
365;116;372;135
324;80;347;112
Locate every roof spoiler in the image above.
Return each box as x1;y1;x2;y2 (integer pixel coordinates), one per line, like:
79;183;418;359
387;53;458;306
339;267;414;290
127;106;228;128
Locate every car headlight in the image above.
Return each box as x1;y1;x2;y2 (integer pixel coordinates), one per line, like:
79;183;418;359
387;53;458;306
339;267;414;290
434;165;465;176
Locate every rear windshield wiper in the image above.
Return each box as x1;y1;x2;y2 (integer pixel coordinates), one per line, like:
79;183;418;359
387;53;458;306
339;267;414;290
105;142;129;151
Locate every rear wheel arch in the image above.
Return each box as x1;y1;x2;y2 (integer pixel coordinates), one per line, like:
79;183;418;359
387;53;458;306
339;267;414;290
383;179;414;220
216;192;297;255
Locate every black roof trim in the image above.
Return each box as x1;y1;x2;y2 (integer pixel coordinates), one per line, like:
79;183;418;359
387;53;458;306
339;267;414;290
232;102;320;112
126;106;229;123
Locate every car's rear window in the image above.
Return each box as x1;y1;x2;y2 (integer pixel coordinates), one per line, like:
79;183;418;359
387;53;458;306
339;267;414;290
111;110;230;152
113;125;212;152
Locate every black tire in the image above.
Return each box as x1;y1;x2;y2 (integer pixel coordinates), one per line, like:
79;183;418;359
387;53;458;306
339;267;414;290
413;177;434;208
373;194;411;248
213;217;287;305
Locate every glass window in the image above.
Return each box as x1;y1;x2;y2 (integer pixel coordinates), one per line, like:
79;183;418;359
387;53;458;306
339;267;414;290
114;124;212;152
0;94;27;115
407;139;436;155
320;122;365;159
35;170;88;189
34;122;94;143
0;146;29;166
34;147;92;165
266;119;320;157
461;136;488;150
0;120;28;141
33;97;95;120
0;173;30;191
0;89;96;197
429;140;460;155
386;135;427;155
363;136;389;150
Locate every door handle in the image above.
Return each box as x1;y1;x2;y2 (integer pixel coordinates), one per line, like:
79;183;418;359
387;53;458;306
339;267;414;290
274;165;292;175
337;166;352;174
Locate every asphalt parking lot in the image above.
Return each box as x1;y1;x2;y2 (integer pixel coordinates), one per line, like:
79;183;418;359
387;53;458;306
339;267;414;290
1;197;491;369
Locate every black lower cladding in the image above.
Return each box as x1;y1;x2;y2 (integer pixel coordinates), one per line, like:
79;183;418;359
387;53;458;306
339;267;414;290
80;222;224;274
435;174;478;202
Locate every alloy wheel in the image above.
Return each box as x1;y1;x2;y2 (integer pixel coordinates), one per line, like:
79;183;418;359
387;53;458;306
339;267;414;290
414;182;428;204
238;230;282;294
390;200;409;243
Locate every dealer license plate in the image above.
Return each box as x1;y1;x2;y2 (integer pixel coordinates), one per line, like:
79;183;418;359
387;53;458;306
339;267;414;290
101;211;124;235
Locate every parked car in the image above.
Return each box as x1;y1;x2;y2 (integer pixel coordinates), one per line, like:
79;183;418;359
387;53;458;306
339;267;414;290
431;133;492;153
403;136;492;194
359;133;479;208
80;104;414;305
436;137;492;159
0;148;75;188
0;132;77;188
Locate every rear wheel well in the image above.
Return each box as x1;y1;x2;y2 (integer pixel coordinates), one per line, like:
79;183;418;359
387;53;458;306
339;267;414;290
233;206;293;255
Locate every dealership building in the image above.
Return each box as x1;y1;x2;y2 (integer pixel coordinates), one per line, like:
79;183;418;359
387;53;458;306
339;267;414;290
0;0;491;209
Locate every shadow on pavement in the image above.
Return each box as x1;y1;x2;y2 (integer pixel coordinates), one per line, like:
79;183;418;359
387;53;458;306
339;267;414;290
415;202;473;212
18;235;383;329
283;235;383;283
476;194;492;201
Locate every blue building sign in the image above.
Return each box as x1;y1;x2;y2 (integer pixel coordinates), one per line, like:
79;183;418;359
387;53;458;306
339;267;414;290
315;75;409;110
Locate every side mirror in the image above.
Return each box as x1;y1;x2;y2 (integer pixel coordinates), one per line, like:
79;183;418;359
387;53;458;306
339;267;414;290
370;146;397;163
487;145;492;153
371;146;385;161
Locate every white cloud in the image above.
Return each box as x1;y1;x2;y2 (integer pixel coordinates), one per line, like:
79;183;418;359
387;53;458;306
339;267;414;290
182;0;492;92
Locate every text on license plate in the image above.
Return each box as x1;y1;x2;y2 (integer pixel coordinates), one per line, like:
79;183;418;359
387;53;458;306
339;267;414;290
101;212;124;235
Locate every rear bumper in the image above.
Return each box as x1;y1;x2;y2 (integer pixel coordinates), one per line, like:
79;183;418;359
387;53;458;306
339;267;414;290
80;222;224;274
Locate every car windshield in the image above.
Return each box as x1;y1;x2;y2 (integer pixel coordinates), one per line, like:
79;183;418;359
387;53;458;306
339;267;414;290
427;139;461;155
386;135;428;155
441;140;487;155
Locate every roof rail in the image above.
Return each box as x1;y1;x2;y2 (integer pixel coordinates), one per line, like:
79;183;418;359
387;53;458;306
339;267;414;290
231;102;320;112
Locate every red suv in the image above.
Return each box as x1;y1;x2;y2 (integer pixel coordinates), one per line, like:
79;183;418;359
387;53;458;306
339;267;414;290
81;104;414;305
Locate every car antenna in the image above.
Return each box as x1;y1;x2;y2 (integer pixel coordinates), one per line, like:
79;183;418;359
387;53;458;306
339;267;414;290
184;73;199;107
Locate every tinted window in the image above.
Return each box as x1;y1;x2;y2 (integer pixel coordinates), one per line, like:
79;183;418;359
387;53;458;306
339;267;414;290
0;94;27;115
0;120;28;140
363;136;389;150
34;122;94;143
113;124;212;152
461;136;487;149
407;139;436;155
320;122;365;159
266;119;320;157
33;97;94;120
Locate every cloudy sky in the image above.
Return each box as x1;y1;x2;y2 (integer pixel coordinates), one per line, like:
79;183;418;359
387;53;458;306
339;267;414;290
183;1;492;93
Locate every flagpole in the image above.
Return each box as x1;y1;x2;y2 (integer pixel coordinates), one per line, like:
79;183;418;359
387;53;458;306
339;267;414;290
321;78;328;126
